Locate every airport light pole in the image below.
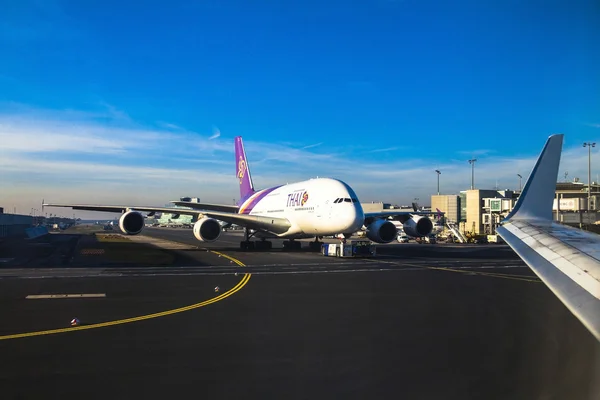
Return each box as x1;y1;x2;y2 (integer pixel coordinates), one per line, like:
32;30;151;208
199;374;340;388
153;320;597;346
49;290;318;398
583;142;596;216
435;170;441;195
517;174;522;192
468;159;477;190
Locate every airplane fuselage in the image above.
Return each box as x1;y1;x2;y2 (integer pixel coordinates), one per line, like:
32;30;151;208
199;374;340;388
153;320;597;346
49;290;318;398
238;178;364;238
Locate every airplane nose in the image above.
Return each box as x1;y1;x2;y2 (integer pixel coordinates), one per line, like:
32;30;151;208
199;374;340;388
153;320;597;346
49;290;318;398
346;204;364;232
333;201;364;233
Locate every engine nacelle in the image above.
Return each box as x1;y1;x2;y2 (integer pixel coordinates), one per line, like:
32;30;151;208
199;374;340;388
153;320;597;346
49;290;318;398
366;219;397;244
119;211;144;235
193;217;222;242
402;215;433;237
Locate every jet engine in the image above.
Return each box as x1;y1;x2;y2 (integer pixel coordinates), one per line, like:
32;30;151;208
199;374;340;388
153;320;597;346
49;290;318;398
118;211;144;235
193;217;222;242
402;215;433;237
366;219;397;244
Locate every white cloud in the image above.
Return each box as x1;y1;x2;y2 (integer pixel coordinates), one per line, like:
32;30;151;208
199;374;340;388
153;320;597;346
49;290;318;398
368;146;402;153
156;122;184;130
209;127;221;140
0;108;230;157
97;101;132;122
456;149;494;156
301;142;323;149
1;106;599;217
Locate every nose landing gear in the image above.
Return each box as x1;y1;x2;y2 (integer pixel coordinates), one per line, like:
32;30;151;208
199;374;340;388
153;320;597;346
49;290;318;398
308;237;323;252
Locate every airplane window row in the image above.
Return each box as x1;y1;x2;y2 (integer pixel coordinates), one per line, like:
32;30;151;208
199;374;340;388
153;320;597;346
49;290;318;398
333;198;359;203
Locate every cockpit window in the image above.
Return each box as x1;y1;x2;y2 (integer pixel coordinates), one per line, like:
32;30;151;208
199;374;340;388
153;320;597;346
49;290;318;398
333;198;358;204
334;197;357;204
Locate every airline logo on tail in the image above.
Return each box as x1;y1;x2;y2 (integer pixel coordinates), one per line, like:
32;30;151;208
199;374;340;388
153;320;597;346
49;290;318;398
237;156;246;184
234;136;256;205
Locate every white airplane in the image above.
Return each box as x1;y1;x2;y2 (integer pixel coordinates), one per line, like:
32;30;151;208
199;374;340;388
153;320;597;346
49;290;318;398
44;136;434;251
497;134;600;341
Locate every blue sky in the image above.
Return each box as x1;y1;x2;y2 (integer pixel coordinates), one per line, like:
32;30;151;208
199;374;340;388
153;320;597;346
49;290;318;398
1;0;599;217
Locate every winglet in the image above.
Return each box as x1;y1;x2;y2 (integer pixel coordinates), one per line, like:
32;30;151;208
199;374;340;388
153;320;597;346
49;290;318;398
503;134;564;222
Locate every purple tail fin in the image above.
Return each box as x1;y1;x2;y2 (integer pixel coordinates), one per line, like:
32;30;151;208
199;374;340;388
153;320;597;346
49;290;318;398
235;136;255;205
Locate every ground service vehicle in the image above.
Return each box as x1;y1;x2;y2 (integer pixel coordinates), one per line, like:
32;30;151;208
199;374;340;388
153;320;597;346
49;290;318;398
487;234;504;244
321;240;376;257
424;234;437;244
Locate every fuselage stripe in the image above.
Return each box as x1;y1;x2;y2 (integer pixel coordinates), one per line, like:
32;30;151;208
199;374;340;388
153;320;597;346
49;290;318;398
238;186;281;214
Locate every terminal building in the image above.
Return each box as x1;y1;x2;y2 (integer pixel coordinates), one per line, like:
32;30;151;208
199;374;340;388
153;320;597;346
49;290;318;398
363;180;600;238
432;181;600;236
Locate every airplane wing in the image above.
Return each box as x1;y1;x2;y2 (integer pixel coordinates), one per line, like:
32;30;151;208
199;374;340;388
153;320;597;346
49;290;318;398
496;134;600;341
364;210;440;219
194;210;291;234
169;201;239;213
42;203;203;215
42;203;292;235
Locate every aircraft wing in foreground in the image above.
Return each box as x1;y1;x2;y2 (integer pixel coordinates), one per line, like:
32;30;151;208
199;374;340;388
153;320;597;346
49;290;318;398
496;134;600;341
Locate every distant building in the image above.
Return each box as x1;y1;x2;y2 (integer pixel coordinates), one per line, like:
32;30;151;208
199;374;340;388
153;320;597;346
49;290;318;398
150;197;201;226
430;195;460;224
431;181;600;235
0;213;33;239
553;181;600;225
360;202;391;213
465;189;518;235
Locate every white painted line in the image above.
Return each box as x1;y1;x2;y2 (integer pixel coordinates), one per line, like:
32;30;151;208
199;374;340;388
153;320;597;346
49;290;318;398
26;293;107;299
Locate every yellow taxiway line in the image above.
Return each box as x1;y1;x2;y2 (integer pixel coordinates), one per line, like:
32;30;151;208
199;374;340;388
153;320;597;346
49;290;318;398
0;251;249;341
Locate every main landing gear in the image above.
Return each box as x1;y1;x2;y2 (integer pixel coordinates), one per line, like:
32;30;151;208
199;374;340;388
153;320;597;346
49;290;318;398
240;229;272;251
239;231;323;252
282;240;301;251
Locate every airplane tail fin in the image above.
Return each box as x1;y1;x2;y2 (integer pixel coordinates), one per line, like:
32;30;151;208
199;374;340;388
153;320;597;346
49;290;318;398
234;136;256;205
503;134;563;222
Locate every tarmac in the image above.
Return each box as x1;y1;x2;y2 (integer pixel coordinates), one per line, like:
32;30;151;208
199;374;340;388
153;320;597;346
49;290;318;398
0;227;599;399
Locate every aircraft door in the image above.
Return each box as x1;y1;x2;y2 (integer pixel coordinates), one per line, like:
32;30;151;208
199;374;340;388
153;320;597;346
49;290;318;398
312;202;323;233
316;202;323;219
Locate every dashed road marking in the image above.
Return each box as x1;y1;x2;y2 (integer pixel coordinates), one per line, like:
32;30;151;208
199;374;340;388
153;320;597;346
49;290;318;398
26;294;106;299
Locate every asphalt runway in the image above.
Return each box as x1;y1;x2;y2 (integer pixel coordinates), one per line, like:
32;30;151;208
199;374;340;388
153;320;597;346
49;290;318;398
0;228;599;399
